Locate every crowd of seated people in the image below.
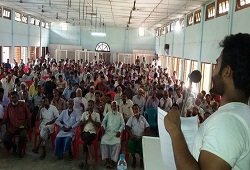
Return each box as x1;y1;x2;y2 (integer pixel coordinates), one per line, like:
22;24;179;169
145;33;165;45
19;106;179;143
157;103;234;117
0;56;221;169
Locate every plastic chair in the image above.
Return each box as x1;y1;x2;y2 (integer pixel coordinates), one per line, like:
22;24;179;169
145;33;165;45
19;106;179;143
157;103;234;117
106;91;116;101
41;76;49;80
144;108;158;127
74;126;101;161
25;81;33;90
34;121;56;150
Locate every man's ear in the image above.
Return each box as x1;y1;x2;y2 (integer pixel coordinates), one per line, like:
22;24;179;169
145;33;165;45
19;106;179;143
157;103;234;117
222;65;233;79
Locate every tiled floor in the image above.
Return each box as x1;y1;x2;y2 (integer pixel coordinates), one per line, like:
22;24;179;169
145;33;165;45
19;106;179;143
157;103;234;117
0;140;143;170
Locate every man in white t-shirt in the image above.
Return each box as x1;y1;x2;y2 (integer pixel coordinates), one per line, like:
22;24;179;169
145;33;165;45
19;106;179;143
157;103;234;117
164;33;250;170
159;90;172;112
79;100;101;169
32;96;59;160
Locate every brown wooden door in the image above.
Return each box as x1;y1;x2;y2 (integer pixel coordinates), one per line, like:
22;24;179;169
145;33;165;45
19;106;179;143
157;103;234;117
30;46;35;62
36;47;40;59
14;46;21;64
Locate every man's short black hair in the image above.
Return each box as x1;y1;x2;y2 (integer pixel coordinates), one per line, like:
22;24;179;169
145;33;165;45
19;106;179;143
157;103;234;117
10;91;18;96
0;88;4;94
219;33;250;98
88;100;94;104
171;103;179;109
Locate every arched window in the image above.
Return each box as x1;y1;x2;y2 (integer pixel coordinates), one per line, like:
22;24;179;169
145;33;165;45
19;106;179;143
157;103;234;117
95;42;110;52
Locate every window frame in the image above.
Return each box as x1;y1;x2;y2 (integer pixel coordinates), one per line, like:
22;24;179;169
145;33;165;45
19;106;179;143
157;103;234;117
95;42;110;52
217;0;229;17
187;13;194;27
155;29;159;37
183;59;191;83
236;0;250;11
170;22;174;32
194;9;202;24
179;18;184;29
0;6;2;18
15;11;22;22
3;7;11;20
206;2;216;21
200;62;212;93
30;17;36;25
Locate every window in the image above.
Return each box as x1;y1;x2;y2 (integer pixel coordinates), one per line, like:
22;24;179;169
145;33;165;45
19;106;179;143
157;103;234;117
194;9;201;24
183;59;191;84
217;0;229;16
170;22;174;32
166;24;170;33
21;47;28;64
177;58;182;80
138;27;145;36
206;2;215;21
166;56;171;68
30;17;36;25
211;64;217;87
42;21;45;28
190;60;199;93
45;22;50;29
161;26;166;35
0;6;2;18
200;62;212;94
191;60;198;72
3;8;11;20
14;46;21;64
21;14;28;24
159;27;163;36
155;29;159;36
35;19;40;26
171;57;182;81
15;12;22;22
95;42;110;52
236;0;250;10
30;46;35;62
180;18;184;28
172;57;177;76
187;13;193;26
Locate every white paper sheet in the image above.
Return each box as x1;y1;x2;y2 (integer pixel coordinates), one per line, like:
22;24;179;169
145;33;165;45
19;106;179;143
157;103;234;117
142;136;166;170
158;108;198;170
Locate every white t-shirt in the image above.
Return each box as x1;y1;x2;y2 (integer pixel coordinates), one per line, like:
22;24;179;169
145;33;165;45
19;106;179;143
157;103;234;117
192;102;250;169
39;105;59;132
126;115;149;137
81;111;100;134
159;97;172;112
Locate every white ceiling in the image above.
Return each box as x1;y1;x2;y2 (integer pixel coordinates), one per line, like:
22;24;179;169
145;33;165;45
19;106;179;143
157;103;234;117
0;0;212;29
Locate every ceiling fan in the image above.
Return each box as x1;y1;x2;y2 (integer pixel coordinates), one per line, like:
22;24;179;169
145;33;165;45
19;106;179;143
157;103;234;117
132;0;136;11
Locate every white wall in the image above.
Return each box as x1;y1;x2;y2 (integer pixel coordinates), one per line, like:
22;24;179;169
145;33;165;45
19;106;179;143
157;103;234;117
156;2;250;67
0;15;50;61
0;18;12;46
50;24;155;53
